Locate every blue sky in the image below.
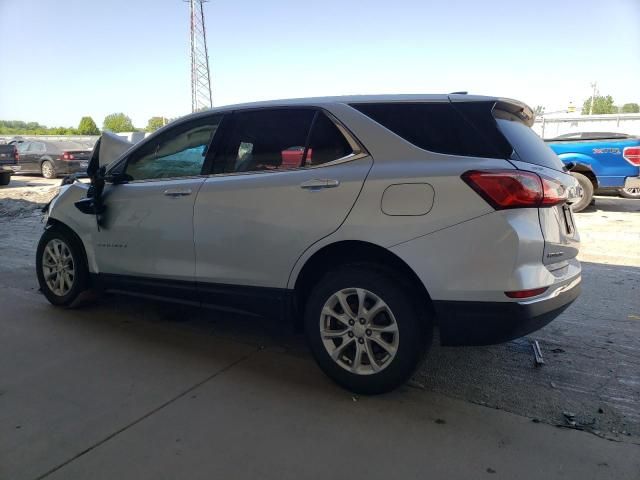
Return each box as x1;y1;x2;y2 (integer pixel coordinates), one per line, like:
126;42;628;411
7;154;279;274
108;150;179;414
0;0;638;128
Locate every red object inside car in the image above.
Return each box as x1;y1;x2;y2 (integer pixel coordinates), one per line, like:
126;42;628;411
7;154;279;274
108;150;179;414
281;147;312;168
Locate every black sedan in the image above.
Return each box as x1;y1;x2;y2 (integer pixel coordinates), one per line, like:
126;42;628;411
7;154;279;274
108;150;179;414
15;140;93;178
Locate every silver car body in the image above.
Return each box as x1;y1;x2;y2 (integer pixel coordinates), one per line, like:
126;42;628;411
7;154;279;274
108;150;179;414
46;94;581;344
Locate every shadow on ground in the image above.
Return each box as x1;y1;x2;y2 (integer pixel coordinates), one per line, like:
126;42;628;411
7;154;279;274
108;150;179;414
33;260;637;442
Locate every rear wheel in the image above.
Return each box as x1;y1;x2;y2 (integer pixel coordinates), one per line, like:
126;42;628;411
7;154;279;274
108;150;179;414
619;186;640;199
41;160;56;179
36;226;89;306
304;264;431;394
0;172;10;186
570;172;594;212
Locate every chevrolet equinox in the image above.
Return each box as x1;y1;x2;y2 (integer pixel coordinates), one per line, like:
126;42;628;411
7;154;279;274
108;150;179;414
37;94;582;393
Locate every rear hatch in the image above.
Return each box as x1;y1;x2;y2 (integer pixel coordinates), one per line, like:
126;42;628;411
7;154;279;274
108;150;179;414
493;103;580;267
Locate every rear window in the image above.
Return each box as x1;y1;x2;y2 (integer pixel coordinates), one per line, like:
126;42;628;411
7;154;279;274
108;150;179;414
495;111;565;171
350;102;510;159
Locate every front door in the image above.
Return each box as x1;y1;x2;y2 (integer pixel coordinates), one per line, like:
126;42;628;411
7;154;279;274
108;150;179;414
193;108;372;313
94;114;223;298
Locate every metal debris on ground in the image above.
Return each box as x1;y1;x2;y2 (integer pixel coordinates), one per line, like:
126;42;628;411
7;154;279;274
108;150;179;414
563;412;577;427
532;340;545;366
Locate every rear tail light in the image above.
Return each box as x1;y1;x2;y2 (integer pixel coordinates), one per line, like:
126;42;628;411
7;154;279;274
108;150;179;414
505;287;548;299
61;152;75;160
623;146;640;166
461;170;567;209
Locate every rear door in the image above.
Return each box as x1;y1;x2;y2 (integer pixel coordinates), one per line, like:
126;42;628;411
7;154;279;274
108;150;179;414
193;108;372;308
495;110;580;266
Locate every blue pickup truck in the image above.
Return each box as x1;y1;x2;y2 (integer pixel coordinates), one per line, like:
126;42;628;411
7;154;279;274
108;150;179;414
545;132;640;211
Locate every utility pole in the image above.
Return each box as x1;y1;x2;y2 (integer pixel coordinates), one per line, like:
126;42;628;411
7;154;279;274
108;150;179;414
188;0;213;112
588;82;597;115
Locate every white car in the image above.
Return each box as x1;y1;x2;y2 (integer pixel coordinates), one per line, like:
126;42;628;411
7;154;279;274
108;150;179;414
37;94;582;393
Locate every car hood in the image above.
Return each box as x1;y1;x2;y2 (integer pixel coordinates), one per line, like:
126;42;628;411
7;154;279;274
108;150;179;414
87;132;133;177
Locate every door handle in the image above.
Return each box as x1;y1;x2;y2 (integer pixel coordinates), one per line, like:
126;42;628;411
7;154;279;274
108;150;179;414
163;188;192;197
300;179;340;190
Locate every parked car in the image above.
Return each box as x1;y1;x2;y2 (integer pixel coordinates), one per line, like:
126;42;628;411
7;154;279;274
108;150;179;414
36;94;582;393
545;132;640;210
0;143;19;185
15;140;92;178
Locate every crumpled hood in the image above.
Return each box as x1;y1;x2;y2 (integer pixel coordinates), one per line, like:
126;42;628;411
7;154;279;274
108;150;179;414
87;132;133;178
97;131;133;168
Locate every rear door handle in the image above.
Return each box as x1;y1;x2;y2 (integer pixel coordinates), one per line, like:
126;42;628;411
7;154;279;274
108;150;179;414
163;188;192;197
300;179;340;190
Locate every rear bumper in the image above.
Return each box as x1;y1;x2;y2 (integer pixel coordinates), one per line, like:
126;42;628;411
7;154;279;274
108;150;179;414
58;160;89;175
435;276;581;346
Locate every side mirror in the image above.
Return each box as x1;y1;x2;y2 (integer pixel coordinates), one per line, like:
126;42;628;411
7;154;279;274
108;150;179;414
74;197;105;215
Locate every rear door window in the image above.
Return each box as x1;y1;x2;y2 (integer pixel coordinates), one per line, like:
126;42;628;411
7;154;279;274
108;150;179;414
215;109;315;173
305;113;353;166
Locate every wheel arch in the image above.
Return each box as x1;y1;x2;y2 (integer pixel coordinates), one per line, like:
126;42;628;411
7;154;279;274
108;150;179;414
570;163;598;188
292;240;434;330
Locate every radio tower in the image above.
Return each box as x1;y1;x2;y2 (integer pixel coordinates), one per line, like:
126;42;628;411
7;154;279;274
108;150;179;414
189;0;213;112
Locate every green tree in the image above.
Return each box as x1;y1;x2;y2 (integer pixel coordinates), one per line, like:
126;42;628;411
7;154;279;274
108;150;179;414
146;116;166;132
77;116;100;135
533;105;545;118
582;95;616;115
102;113;134;133
621;103;640;114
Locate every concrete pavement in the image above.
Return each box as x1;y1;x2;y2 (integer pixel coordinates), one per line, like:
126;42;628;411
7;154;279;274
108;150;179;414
1;285;638;480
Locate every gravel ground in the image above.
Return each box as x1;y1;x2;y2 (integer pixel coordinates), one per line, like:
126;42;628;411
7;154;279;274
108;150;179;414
1;175;639;442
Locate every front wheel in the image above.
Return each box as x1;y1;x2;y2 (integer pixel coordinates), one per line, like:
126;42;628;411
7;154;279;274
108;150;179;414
619;186;640;199
36;226;89;306
304;264;431;394
570;172;594;213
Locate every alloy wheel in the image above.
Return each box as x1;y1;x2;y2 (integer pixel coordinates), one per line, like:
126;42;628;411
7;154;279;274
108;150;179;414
42;162;54;178
319;287;399;375
622;186;640;197
42;238;75;296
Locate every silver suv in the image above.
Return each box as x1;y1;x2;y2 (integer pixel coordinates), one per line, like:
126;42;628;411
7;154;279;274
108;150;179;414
37;95;581;393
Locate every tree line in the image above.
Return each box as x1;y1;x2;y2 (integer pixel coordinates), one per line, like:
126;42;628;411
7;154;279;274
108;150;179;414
582;97;639;115
0;114;174;136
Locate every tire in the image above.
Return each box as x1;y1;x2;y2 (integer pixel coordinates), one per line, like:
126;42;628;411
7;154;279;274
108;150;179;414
36;225;89;306
619;186;640;199
570;172;594;213
304;264;432;394
41;160;56;179
0;172;10;186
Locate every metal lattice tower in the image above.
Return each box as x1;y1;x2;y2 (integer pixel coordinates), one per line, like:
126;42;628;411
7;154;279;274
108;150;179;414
189;0;212;112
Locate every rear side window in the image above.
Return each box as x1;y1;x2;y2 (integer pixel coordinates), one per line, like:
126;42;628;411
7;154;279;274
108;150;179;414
495;110;565;171
351;102;507;158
